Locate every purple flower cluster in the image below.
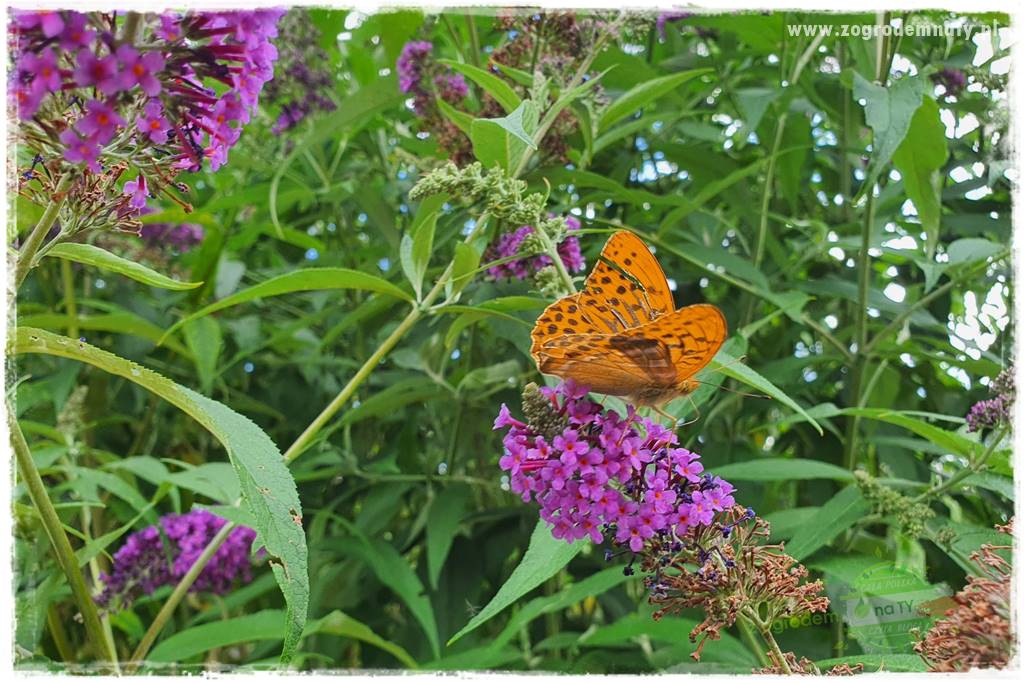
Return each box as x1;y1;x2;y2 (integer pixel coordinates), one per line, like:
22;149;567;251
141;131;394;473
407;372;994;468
140;221;206;251
263;9;338;135
966;367;1014;433
495;381;736;552
96;509;257;610
10;9;284;222
656;11;692;38
396;39;469;121
484;215;586;281
931;67;967;97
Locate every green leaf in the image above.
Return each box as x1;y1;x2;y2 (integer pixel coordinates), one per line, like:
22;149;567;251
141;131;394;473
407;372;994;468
470;100;538;172
335;531;440;658
892;97;948;248
778;112;811;209
599;69;711;131
840;408;978;458
439;59;522;113
183;317;222;395
310;610;419;669
45;243;202;290
581;613;753;666
853;73;927;194
14;328;308;664
710;458;854;482
426;484;469;589
447;519;585;645
148;610;286;662
446;241;482;299
400;196;443;299
710;351;823;435
436;98;474;136
161;268;411;343
946;237;1005;265
786;486;871;561
961;472;1014;500
17;311;192;358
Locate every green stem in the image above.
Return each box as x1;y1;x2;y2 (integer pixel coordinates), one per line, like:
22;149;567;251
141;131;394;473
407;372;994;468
743;607;792;674
120;11;142;44
61;259;79;339
465;13;481;67
283;305;425;463
913;425;1008;503
126;522;236;671
15;174;74;290
737;614;771;668
47;604;75;662
10;410;115;666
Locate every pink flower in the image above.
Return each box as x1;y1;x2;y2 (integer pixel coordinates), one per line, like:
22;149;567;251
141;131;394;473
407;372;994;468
16;11;65;38
19;47;63;93
136;100;171;144
73;51;121;95
76;99;126;144
116;45;164;96
12;86;44;120
59;12;96;51
60;129;102;172
123;175;149;210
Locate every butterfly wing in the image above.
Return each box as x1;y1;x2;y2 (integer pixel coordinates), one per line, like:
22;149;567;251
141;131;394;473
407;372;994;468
629;303;727;382
575;231;676;332
533;332;676;397
530;293;607;361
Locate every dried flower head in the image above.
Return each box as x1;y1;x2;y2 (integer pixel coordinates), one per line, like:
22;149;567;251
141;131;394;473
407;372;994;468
755;652;863;675
914;519;1014;671
644;510;829;661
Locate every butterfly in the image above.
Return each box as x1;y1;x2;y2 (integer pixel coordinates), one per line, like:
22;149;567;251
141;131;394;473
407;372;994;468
530;230;727;408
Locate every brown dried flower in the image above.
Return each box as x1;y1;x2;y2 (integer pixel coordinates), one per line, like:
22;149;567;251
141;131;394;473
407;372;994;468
914;519;1014;671
755;651;864;675
642;506;830;661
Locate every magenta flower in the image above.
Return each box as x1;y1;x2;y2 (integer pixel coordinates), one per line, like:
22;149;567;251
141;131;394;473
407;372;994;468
123;176;149;210
60;128;102;172
116;45;165;96
19;47;63;93
15;10;65;38
485;215;586;281
136;100;171;143
59;12;96;51
13;86;44;120
495;381;737;554
76;99;126;144
397;40;432;94
73;50;121;95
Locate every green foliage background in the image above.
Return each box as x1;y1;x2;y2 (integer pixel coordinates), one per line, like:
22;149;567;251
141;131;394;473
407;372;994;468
12;8;1013;673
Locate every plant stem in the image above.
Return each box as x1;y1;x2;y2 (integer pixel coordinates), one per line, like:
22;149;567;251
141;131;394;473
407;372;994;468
464;14;481;67
61;259;79;339
913;425;1008;503
47;604;75;662
10;410;116;666
743;607;792;674
15;173;74;290
283;306;425;463
126;522;236;671
737;614;770;668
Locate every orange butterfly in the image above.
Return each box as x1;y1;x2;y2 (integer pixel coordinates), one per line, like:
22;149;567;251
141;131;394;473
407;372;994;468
530;230;727;407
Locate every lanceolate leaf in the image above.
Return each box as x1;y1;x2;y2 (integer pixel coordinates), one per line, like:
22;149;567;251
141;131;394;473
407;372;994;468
439;59;522;113
160;268;412;343
786;486;871;561
599;68;711;131
710;351;824;435
45;243;202;290
14;328;308;664
853;72;927;195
